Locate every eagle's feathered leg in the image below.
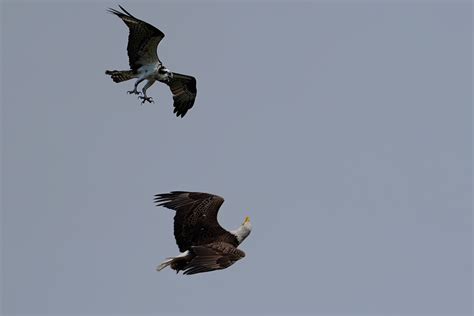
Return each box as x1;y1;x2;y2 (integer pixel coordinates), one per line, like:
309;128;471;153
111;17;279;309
139;79;156;104
128;78;145;95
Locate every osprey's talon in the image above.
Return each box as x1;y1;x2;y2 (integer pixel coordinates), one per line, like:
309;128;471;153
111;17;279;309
127;89;140;95
140;96;154;104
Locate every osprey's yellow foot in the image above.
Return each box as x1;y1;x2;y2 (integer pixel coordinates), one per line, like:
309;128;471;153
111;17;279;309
127;89;140;95
139;96;154;104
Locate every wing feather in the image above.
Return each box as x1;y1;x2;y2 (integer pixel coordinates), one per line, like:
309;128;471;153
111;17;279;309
154;192;236;252
183;242;246;275
108;6;164;71
166;73;197;118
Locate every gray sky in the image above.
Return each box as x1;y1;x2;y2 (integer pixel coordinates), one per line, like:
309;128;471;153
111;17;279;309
2;1;472;315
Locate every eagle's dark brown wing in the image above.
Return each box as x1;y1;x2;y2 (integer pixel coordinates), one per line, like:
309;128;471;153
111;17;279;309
183;242;246;275
108;5;164;71
166;73;197;118
154;192;236;252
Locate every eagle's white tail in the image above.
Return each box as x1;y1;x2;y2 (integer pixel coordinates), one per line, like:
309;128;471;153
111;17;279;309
156;258;174;271
156;250;191;272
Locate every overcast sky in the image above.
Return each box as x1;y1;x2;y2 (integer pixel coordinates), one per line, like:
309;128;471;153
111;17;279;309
2;1;472;315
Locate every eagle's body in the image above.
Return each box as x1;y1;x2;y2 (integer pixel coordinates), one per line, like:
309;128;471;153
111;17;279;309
154;191;252;275
106;6;197;117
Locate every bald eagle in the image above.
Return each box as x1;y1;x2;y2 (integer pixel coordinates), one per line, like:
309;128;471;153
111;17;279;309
105;6;197;118
154;191;252;275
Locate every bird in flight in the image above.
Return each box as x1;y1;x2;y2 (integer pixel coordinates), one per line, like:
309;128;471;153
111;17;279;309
105;6;197;117
154;191;252;275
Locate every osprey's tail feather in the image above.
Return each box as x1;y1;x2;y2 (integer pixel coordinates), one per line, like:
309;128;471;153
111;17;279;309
105;70;135;83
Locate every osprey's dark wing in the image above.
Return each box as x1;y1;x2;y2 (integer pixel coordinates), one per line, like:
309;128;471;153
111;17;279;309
107;5;164;71
166;73;197;118
183;242;246;275
154;192;232;252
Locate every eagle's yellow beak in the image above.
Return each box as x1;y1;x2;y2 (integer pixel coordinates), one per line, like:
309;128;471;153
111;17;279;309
243;216;250;224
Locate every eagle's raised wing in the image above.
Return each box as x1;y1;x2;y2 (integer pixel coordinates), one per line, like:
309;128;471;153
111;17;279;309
108;5;164;72
183;242;246;275
154;192;231;252
166;73;197;118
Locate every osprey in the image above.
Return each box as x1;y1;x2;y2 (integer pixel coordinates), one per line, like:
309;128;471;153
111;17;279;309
105;6;197;117
154;191;252;275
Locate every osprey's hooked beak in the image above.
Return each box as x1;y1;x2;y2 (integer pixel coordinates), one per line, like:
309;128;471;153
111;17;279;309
243;216;250;225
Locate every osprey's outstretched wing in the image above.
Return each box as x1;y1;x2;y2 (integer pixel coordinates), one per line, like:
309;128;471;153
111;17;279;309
166;73;197;118
107;5;164;71
154;192;232;252
183;242;246;275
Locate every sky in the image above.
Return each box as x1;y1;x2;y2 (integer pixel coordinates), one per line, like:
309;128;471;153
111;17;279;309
1;1;472;315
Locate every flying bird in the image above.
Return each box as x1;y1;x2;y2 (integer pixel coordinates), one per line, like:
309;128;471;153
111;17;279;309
154;191;252;275
105;6;197;117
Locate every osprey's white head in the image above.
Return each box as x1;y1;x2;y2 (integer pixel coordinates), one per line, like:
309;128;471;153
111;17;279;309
157;65;173;82
232;216;252;244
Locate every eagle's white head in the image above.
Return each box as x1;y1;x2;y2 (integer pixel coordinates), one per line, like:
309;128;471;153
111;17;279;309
157;65;173;82
232;216;252;244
